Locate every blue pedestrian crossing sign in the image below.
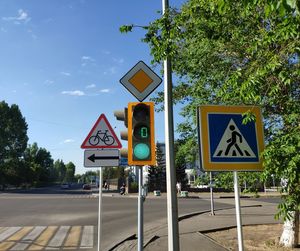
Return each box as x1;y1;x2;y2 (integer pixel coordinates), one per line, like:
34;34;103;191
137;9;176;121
197;106;264;171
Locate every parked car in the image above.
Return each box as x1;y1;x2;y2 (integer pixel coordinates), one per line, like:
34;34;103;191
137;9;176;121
82;184;91;190
60;183;70;189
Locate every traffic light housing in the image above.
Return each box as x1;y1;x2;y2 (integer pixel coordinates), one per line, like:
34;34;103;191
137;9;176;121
128;102;155;166
114;107;128;158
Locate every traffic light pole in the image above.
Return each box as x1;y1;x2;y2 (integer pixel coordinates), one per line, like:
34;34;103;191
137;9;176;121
138;166;144;251
162;0;180;250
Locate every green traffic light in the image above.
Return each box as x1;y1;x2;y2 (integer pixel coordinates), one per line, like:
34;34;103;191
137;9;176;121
133;143;150;160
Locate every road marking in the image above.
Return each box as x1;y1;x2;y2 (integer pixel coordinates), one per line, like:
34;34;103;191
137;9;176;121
0;226;94;250
0;227;21;242
46;226;70;250
0;228;7;235
64;226;81;249
0;227;33;251
11;226;46;250
80;226;93;248
28;226;58;251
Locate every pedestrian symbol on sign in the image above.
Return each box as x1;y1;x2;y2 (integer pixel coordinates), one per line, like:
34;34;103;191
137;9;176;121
213;119;256;158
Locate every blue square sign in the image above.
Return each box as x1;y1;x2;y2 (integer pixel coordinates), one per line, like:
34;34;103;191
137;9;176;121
198;106;264;171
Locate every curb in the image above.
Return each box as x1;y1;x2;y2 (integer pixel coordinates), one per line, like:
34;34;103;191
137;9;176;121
107;204;263;250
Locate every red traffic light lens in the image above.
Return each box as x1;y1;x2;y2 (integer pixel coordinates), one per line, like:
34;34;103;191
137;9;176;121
133;104;149;121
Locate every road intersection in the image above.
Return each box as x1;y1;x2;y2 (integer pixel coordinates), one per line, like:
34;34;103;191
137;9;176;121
0;187;281;250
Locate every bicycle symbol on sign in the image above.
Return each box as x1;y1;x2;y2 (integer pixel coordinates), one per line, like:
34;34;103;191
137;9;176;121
88;130;115;146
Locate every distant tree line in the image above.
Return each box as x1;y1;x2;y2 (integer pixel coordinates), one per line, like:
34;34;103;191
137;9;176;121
0;101;76;189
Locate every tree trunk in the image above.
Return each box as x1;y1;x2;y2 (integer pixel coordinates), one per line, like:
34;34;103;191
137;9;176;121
279;210;299;248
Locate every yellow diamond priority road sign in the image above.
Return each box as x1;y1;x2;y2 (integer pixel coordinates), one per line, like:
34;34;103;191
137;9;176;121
120;61;162;101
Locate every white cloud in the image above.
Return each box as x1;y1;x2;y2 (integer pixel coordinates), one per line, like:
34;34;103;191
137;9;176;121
101;50;111;55
44;80;54;85
2;9;31;24
61;90;85;96
61;71;71;76
104;67;116;75
81;56;95;66
62;139;75;144
86;84;96;89
113;58;124;64
82;56;93;61
99;89;110;93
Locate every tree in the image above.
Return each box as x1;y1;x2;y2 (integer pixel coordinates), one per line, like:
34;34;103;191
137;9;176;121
174;139;189;189
121;0;299;247
54;159;66;183
148;143;166;192
65;162;76;183
0;101;28;188
24;143;54;186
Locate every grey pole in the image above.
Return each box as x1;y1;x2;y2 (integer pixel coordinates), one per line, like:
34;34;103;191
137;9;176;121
162;0;180;250
138;166;144;251
97;167;103;251
210;172;215;216
233;171;244;251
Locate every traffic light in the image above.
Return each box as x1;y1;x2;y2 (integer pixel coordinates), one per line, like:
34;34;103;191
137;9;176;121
128;102;155;166
114;107;128;158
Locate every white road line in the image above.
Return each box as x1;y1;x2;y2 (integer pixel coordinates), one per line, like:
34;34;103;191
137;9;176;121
0;227;7;235
0;226;95;250
80;226;94;248
0;227;21;242
46;226;70;250
10;226;46;250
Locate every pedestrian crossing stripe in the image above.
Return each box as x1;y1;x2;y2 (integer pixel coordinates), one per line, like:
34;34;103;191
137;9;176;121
197;105;264;171
0;226;94;250
213;119;256;158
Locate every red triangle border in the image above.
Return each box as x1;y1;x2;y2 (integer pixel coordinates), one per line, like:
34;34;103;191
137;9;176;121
81;114;122;149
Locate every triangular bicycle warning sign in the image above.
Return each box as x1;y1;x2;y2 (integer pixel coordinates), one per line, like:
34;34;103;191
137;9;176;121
81;114;122;149
213;119;256;158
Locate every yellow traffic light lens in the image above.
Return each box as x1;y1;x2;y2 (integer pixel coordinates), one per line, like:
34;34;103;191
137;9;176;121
133;143;150;160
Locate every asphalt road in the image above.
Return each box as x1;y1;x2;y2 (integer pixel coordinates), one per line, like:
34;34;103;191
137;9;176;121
0;186;280;250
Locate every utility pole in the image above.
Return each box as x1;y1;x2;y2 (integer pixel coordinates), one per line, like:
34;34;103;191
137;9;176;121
162;0;180;250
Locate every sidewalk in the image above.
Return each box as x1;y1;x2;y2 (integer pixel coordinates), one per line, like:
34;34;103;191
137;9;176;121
111;195;280;251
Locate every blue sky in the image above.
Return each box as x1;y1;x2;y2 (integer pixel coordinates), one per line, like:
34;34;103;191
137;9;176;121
0;0;186;174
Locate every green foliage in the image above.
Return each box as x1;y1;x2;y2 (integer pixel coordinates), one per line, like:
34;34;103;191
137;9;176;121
194;173;209;186
130;181;138;190
174;139;190;188
119;25;133;33
0;100;77;187
136;0;299;220
54;159;66;183
215;172;234;191
0;101;28;187
263;128;300;220
102;166;126;180
148;143;166;191
24;143;55;185
65;162;76;182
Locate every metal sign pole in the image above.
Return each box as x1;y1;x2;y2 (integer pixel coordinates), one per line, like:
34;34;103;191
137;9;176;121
233;171;244;251
210;172;215;216
162;1;180;251
138;166;144;251
97;167;103;251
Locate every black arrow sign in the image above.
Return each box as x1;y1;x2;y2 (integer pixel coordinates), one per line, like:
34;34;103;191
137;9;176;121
88;154;119;163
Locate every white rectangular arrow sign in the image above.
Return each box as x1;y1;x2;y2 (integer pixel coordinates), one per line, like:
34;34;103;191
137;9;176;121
84;149;119;167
